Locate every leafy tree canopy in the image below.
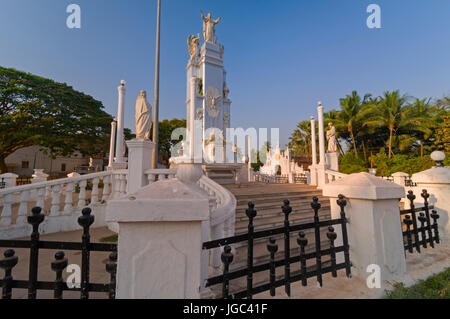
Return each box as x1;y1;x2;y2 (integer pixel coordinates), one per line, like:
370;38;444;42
0;66;113;173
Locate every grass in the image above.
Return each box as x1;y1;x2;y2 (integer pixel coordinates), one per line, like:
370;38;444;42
385;268;450;299
100;234;118;243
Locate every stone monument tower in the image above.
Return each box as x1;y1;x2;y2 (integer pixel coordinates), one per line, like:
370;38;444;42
185;10;232;163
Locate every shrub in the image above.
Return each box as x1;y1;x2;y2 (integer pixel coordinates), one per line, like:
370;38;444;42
339;153;367;174
385;268;450;299
370;152;434;176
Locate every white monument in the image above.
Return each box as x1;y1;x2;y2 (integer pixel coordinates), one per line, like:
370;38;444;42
135;90;152;140
126;91;155;194
326;122;339;171
185;11;232;163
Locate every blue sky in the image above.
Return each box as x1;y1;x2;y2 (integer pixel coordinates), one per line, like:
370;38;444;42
1;0;449;147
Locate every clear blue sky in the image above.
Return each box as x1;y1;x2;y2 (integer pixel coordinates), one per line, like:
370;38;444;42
1;0;449;147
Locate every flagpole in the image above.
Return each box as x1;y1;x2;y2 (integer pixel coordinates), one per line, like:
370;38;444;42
152;0;161;168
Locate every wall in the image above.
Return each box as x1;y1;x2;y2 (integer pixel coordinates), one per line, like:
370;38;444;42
5;145;90;176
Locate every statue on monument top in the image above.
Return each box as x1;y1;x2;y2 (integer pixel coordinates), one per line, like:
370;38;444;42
187;33;201;62
326;122;338;153
135;90;152;140
201;10;221;43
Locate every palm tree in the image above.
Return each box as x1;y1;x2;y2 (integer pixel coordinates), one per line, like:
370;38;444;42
288;120;312;157
403;98;435;158
364;90;408;158
332;91;371;157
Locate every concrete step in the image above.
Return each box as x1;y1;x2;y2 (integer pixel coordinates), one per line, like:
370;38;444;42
233;190;322;201
236;196;329;213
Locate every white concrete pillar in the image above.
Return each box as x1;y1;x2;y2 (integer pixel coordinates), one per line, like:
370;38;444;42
309;116;318;186
115;80;126;164
392;172;409;186
323;172;407;282
31;169;48;184
189;77;196;162
108;120;117;168
106;165;209;299
317;102;327;187
412;166;450;242
126;139;155;194
0;173;18;188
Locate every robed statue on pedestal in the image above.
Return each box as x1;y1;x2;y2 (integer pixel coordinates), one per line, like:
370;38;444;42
135;90;152;140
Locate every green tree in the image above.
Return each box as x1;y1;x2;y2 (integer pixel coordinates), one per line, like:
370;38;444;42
288;120;312;157
151;118;186;165
364;90;409;158
334;91;371;157
0;67;112;173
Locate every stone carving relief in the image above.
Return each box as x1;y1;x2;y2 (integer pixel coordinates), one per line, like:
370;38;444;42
223;112;230;127
206;86;221;118
195;108;203;120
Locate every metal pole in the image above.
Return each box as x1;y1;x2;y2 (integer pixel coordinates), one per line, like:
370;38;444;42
152;0;161;168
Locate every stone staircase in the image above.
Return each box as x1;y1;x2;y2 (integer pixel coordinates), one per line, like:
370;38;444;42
216;183;332;296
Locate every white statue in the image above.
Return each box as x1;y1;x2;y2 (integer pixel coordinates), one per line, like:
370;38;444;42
187;33;201;62
205;132;216;163
327;122;338;153
201;10;221;43
135;90;152;140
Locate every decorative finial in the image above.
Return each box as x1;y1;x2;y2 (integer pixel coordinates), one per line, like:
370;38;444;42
318;101;323;107
120;80;126;86
310;116;315;120
430;151;445;167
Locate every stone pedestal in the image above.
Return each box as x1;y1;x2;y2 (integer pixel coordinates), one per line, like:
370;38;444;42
126;139;155;194
106;178;209;299
392;172;409;186
31;169;48;184
111;162;128;170
326;152;339;171
323;173;407;282
0;173;18;188
412;166;450;242
316;164;327;188
309;165;317;186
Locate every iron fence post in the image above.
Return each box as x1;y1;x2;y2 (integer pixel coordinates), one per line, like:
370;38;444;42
282;199;292;296
27;207;45;299
78;207;95;299
0;249;18;299
245;202;257;299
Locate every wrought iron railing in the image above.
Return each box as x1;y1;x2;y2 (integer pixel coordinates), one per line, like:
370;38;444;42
400;190;440;254
202;195;352;299
0;206;117;299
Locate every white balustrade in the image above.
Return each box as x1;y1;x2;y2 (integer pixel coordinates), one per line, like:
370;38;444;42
0;171;115;231
16;190;30;225
144;169;177;185
91;178;100;204
77;180;87;209
64;183;74;215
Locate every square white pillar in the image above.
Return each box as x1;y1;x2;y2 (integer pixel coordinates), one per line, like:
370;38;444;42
106;178;209;299
126;139;155;194
323;172;407;282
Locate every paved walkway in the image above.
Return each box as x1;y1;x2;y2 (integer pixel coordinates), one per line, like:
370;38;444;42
2;227;116;299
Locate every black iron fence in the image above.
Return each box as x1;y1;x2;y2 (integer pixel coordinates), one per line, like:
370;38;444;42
203;195;352;299
0;207;117;299
400;190;440;254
